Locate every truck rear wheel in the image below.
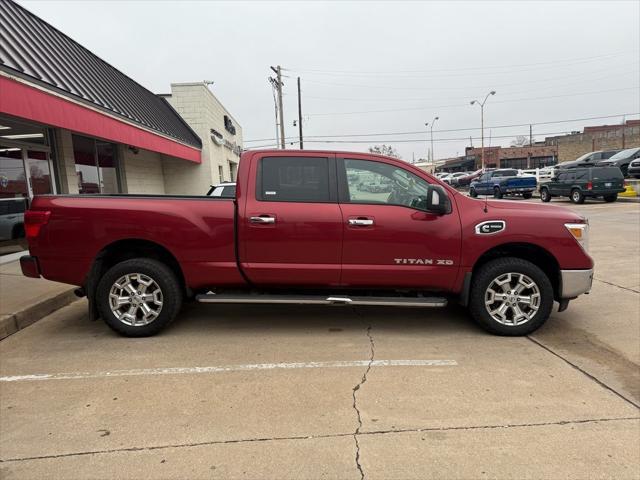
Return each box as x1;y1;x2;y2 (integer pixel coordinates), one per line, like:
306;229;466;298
493;187;503;199
522;192;533;199
570;189;585;204
469;257;554;336
469;187;477;198
96;258;183;337
603;194;617;202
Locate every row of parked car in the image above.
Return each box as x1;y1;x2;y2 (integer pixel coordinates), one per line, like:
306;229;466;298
435;146;640;204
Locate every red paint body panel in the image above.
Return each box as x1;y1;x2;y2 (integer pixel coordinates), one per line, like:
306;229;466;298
0;77;201;163
239;151;343;286
28;195;243;288
25;149;593;296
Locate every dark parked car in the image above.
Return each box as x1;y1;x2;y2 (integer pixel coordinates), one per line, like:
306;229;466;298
540;166;625;204
557;150;620;169
470;169;537;199
597;147;640;177
628;158;640;179
457;169;483;187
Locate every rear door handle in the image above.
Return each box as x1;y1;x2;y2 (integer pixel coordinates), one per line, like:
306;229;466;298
250;215;276;224
348;218;374;226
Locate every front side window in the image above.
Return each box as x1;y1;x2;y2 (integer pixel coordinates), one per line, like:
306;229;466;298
343;159;430;209
258;156;330;202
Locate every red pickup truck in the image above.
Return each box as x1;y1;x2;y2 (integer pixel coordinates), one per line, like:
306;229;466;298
21;150;593;337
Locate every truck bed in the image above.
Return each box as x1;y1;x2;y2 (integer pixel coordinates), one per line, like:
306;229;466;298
28;195;244;288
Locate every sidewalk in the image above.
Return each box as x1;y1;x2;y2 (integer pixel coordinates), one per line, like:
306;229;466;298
0;258;78;340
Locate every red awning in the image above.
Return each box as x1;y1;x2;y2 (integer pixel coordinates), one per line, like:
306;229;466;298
0;77;201;163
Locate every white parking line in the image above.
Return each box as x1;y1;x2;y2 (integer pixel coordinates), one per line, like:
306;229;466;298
0;359;457;382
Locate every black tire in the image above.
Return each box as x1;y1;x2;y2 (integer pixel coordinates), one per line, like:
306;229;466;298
469;257;554;336
540;188;551;202
469;187;477;198
570;188;585;204
493;187;503;199
96;258;183;337
603;194;617;203
12;223;25;239
522;192;533;199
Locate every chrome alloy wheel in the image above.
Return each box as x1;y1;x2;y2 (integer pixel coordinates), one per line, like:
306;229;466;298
108;273;163;326
484;272;541;326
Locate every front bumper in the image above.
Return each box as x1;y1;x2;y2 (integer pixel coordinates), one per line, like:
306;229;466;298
504;187;535;193
560;269;593;298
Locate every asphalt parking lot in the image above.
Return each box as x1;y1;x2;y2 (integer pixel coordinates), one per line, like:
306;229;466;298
1;199;639;479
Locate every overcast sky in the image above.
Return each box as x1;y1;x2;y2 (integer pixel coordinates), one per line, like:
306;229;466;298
20;0;640;161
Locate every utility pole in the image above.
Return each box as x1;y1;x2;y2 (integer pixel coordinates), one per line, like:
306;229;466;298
268;77;280;148
528;124;533;169
297;77;303;149
270;66;285;149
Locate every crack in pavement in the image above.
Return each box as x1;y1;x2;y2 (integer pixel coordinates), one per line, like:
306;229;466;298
593;277;639;294
1;417;637;464
527;336;640;410
351;324;374;480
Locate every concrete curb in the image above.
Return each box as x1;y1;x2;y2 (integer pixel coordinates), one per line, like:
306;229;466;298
0;289;78;340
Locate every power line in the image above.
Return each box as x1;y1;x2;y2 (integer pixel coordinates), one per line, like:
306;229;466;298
243;112;638;143
300;67;639;99
283;51;634;76
303;87;638;117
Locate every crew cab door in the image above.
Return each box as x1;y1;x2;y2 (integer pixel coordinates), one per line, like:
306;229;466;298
474;173;491;194
337;156;461;290
239;153;342;286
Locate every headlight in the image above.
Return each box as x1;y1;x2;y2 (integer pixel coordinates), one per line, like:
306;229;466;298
565;222;589;252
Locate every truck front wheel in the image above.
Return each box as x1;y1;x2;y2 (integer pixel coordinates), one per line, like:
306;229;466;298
96;258;183;337
493;187;503;199
469;258;554;336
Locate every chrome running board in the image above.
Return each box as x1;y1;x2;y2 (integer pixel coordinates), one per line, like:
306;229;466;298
196;293;447;308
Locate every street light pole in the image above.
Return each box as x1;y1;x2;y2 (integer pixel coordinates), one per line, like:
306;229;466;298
470;91;496;170
424;122;429;161
430;116;439;163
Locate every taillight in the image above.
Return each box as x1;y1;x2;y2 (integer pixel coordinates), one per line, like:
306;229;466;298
24;210;51;239
586;181;593;190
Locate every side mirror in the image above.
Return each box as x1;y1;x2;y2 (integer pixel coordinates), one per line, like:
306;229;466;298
425;185;450;215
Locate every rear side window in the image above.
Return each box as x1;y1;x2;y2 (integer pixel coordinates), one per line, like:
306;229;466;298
258;156;331;202
592;167;623;180
574;170;588;181
222;186;236;197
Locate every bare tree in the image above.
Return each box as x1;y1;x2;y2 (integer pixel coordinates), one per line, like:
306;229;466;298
369;144;401;159
511;135;534;147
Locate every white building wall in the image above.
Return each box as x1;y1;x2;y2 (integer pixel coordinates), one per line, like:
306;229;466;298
55;129;79;194
120;147;165;194
163;82;243;194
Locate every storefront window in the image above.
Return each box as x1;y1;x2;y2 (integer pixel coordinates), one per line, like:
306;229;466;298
0;147;28;199
73;134;120;194
26;150;53;195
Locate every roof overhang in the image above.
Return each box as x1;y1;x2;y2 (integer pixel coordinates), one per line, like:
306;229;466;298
0;76;201;163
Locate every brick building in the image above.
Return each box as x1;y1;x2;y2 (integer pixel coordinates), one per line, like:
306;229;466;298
546;120;640;163
437;144;557;172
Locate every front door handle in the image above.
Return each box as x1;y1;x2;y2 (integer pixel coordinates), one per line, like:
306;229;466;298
348;218;374;226
250;215;276;224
